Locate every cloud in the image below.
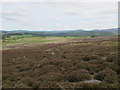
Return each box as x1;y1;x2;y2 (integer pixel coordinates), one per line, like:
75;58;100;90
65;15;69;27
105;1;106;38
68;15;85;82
2;2;117;31
2;3;39;27
63;2;117;18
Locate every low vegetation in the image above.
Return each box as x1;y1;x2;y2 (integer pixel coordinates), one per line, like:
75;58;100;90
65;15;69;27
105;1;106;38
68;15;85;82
2;35;119;88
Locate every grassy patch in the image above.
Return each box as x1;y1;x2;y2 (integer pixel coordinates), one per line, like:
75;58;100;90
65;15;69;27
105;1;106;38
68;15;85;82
2;36;68;45
64;36;89;39
101;41;118;47
2;37;53;45
2;35;90;45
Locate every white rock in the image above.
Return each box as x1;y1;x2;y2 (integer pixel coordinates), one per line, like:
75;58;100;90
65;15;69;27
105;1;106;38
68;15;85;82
52;52;55;55
84;79;101;83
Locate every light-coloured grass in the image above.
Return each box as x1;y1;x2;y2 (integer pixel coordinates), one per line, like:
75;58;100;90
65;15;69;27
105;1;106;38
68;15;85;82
101;41;118;47
2;36;96;47
2;36;68;45
64;36;89;39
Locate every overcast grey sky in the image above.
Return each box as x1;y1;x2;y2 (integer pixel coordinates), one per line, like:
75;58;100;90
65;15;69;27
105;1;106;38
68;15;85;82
1;2;118;31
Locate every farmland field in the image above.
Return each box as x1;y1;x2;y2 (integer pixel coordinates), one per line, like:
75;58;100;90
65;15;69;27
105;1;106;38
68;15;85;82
2;35;119;88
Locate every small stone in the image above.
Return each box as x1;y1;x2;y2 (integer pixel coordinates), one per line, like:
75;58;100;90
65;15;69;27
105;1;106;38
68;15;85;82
52;52;55;55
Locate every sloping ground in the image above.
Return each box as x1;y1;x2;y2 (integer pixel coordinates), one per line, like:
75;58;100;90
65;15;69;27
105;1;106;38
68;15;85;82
2;36;119;88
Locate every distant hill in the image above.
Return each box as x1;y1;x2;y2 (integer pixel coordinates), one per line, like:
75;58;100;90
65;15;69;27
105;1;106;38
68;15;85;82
92;28;118;34
1;28;118;37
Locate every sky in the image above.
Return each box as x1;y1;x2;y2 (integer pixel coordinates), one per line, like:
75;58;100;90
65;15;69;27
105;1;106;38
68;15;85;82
1;1;118;31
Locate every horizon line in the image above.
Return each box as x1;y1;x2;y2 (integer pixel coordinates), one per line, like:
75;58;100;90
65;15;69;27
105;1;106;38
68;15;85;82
1;27;118;31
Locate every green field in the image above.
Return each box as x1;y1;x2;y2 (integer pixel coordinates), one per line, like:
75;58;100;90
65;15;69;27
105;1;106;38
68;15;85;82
3;37;52;44
2;34;88;45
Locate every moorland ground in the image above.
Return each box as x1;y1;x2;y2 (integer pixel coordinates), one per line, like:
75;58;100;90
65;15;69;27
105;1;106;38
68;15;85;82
2;35;119;88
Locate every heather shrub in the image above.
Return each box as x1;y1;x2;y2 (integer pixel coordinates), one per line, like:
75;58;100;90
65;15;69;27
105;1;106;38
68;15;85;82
65;69;91;82
104;62;118;72
118;75;120;83
82;55;99;61
73;82;85;88
82;83;101;88
104;74;118;83
99;82;108;88
32;81;59;88
14;83;30;88
60;61;75;72
20;69;41;78
106;84;119;88
2;36;119;88
94;68;118;83
106;56;117;62
74;61;102;74
4;73;19;83
100;82;119;88
20;77;36;87
2;80;15;88
88;59;105;64
74;61;90;70
19;64;32;72
56;82;74;88
39;72;64;81
41;65;60;73
94;64;106;72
